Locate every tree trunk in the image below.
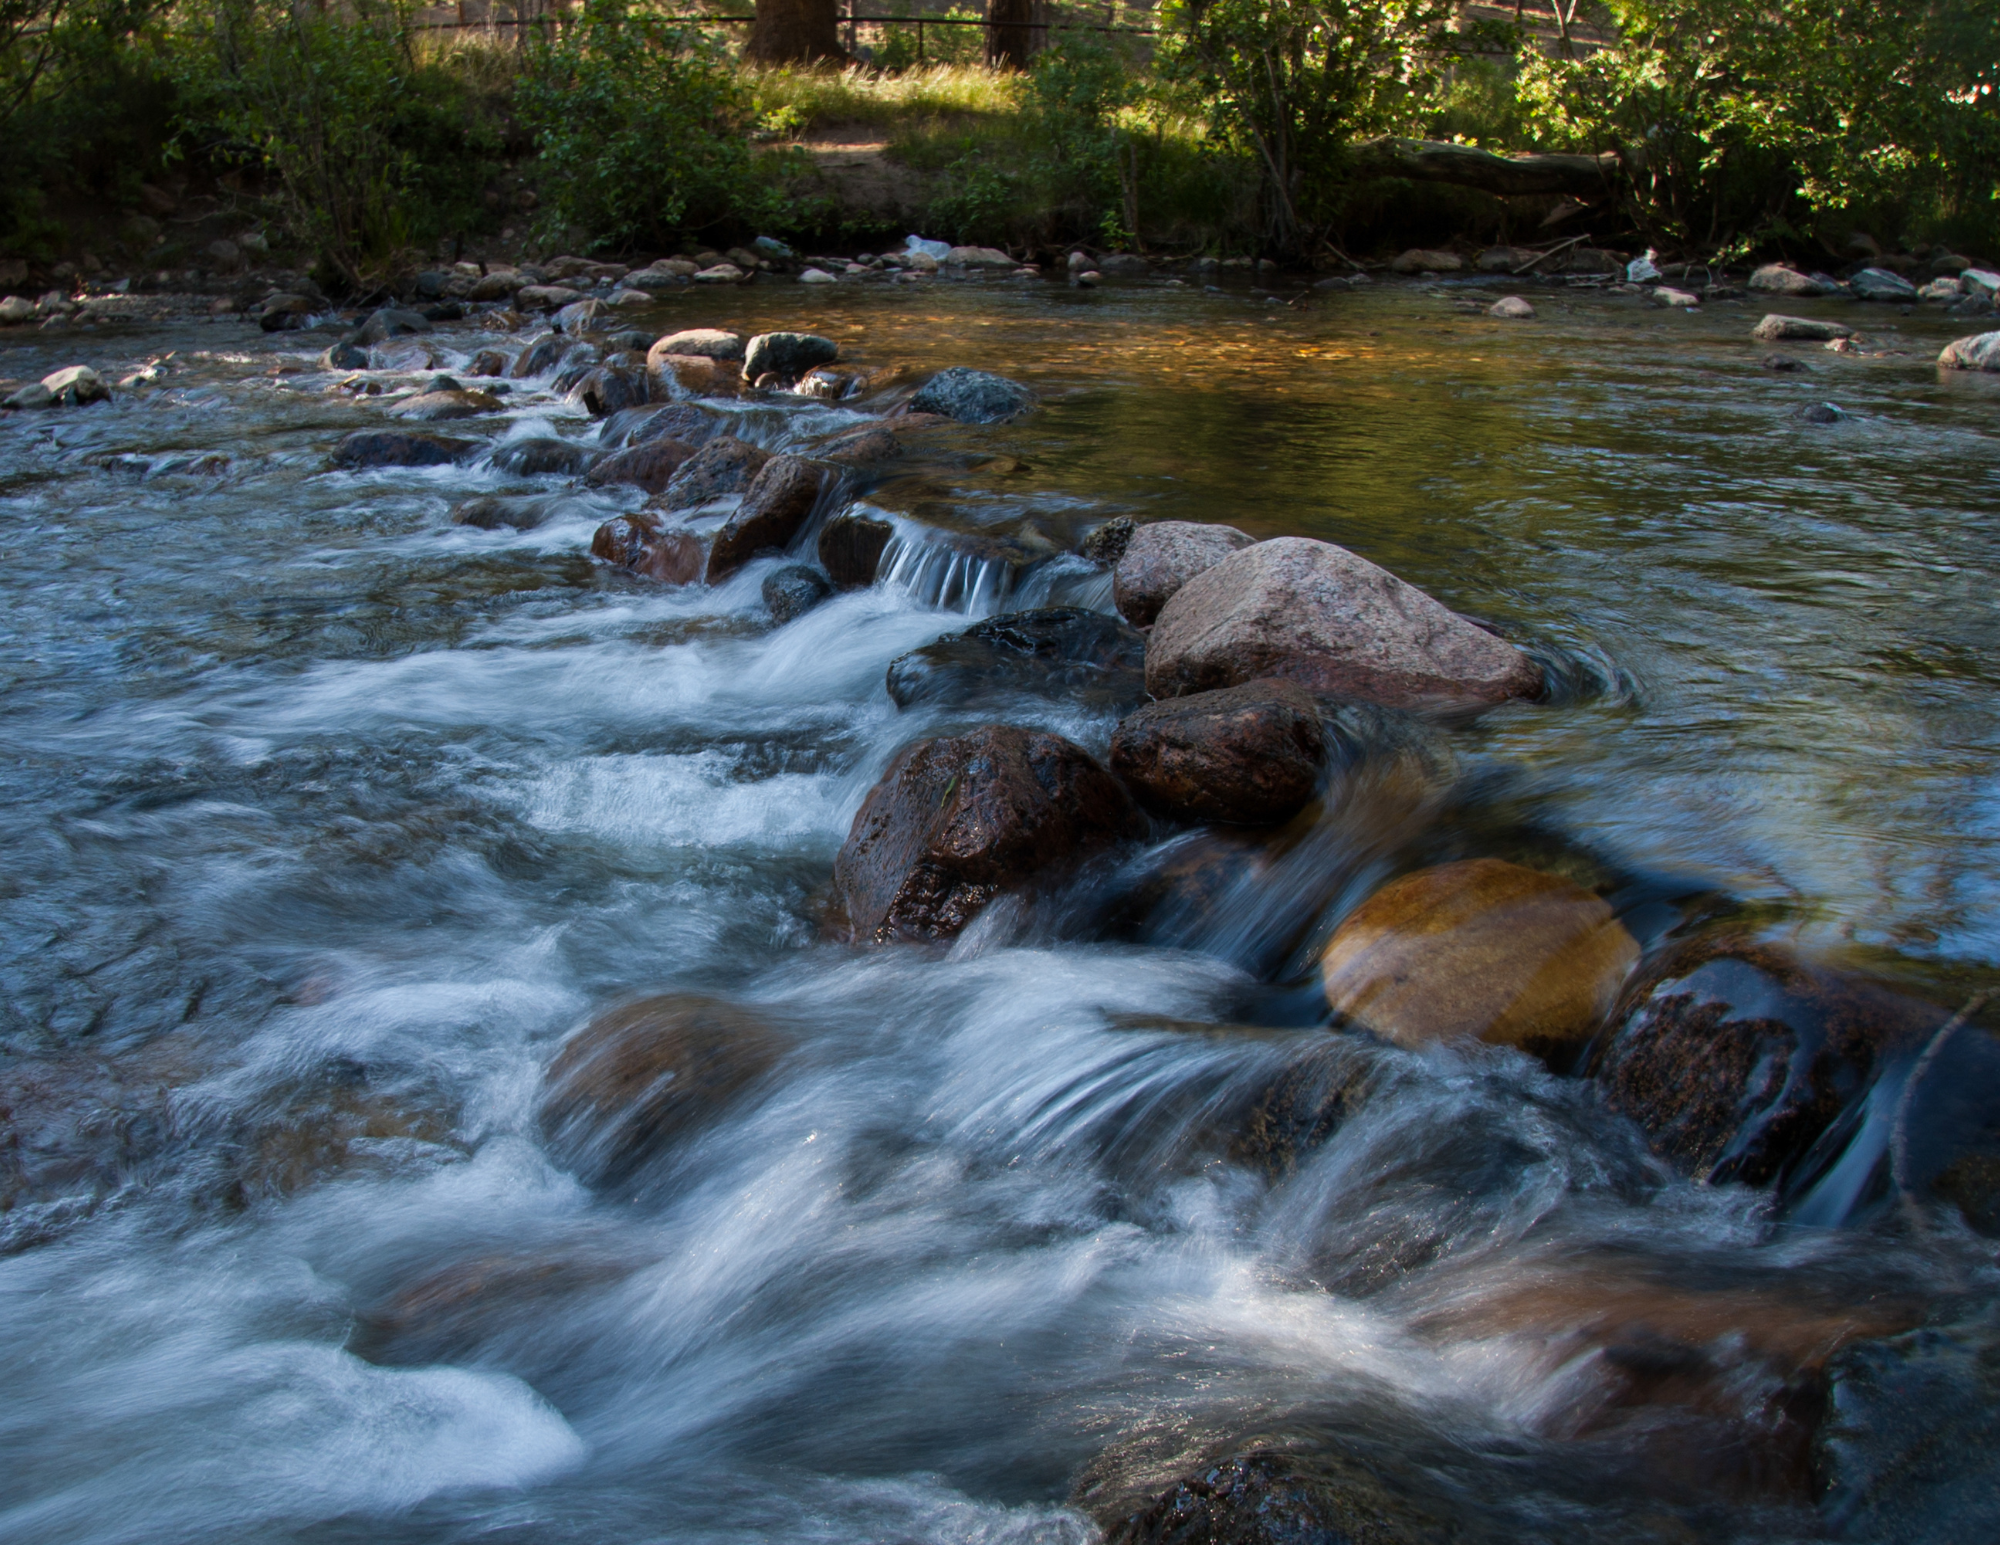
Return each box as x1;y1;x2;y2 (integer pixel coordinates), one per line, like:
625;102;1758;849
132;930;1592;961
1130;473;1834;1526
745;0;847;65
986;0;1038;69
1346;136;1621;199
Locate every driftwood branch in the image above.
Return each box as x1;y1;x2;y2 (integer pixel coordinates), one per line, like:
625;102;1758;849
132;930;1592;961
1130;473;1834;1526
1346;137;1621;199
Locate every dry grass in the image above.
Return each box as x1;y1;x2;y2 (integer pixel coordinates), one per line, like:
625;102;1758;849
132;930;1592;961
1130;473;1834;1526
748;63;1023;132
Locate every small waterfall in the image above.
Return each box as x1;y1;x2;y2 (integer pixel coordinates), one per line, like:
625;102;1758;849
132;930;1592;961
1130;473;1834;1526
876;532;1022;614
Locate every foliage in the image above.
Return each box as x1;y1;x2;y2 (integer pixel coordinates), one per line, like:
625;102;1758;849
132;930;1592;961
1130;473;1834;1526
748;61;1021;131
1153;0;1461;256
171;0;499;288
519;0;795;252
0;0;175;255
869;6;988;71
1517;0;2000;252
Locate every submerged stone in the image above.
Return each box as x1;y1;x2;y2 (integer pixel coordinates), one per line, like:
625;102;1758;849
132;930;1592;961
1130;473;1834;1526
907;367;1037;423
885;606;1147;711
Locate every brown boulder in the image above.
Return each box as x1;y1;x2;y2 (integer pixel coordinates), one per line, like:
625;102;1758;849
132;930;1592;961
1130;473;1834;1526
329;429;476;469
705;455;828;582
351;1249;636;1366
571;364;647;417
660;435;771;510
1592;939;1942;1191
590;513;706;585
584;436;696;494
539;993;790;1186
1146;536;1542;710
831;725;1144;943
1108;679;1327;825
647;328;743;363
1113;520;1254;626
818;511;894;588
390;388;501;421
648;352;742;398
1321;858;1638;1057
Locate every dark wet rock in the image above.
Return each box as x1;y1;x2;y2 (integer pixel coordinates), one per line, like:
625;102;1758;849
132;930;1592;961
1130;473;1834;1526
648;328;743;363
329;429;476;469
571;364;647;417
539;993;791;1186
742;330;838;381
452;494;577;531
601;401;716;450
467;349;509;377
1591;939;1944;1191
1099;1451;1452;1545
589;511;707;585
1817;1309;2000;1542
258;293;317;330
351;1249;636;1367
1079;516;1135;566
552;355;606;398
553;297;603;333
1761;353;1809;372
763;564;833;623
907;367;1037;423
1752;314;1853;342
1109;680;1327;825
420;301;465;324
795;366;859;400
353;306;432;346
1799;402;1845;425
515;283;583;312
511;333;579;379
492;437;593;477
1147;537;1542;710
831;725;1144;943
1849;267;1919;302
706;454;828;582
1938;330;2000;371
885;607;1147;711
818;511;894;589
819;424;905;466
1114;520;1256;627
1892;1010;2000;1236
583;436;695;493
321;341;369;371
660;435;771;510
391;388;501;421
1321;859;1639;1061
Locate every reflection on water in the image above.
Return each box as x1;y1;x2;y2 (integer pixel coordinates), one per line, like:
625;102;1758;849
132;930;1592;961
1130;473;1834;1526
1;279;1998;1543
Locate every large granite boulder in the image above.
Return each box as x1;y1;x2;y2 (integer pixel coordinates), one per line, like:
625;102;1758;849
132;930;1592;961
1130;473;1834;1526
1849;266;1919;302
1320;858;1639;1060
1752;314;1853;342
885;607;1146;711
660;435;771;509
705;455;827;582
539;993;790;1186
1748;265;1837;297
583;436;697;493
741;331;838;382
1108;679;1327;825
907;367;1037;423
1146;536;1542;710
1113;520;1256;626
831;725;1144;943
1939;331;2000;370
649;328;744;362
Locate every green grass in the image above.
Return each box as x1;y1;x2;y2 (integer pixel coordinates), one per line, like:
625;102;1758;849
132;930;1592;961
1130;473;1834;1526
748;63;1023;133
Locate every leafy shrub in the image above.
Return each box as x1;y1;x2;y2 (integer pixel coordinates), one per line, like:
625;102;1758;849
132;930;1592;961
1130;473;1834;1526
172;0;499;288
518;0;794;251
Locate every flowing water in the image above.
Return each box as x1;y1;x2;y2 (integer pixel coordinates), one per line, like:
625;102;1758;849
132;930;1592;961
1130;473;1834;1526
3;279;1999;1544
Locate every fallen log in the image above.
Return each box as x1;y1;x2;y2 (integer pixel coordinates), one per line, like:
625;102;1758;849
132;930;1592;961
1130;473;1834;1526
1347;137;1621;198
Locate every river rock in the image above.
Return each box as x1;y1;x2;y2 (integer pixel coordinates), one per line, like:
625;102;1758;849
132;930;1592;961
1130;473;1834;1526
830;725;1144;943
1938;331;2000;371
1079;516;1135;566
570;364;647;417
539;993;791;1186
40;365;109;406
907;367;1037;423
391;388;500;421
1891;1008;2000;1236
650;353;743;398
0;294;35;325
1320;859;1639;1058
1652;286;1700;307
590;512;707;584
467;268;526;301
624;261;695;291
583;435;695;493
741;331;838;382
1099;1451;1453;1545
3;382;54;410
1849;266;1919;302
353;307;431;346
1748;264;1835;297
452;494;577;530
649;328;744;364
1752;314;1853;342
1108;680;1327;825
1391;248;1462;273
1488;295;1535;319
601;401;716;450
762;564;834;623
886;607;1147;711
553;297;603;333
330;429;476;469
351;1249;637;1367
1146;536;1542;710
258;293;316;330
515;284;583;312
818;511;894;588
512;333;578;378
819;424;906;466
706;455;827;581
660;435;771;509
1590;938;1943;1191
693;263;745;284
321;341;369;371
1112;520;1255;626
492;437;593;477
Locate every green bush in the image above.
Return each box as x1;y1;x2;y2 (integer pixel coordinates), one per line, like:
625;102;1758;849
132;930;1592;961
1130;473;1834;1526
171;0;499;288
518;0;796;252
